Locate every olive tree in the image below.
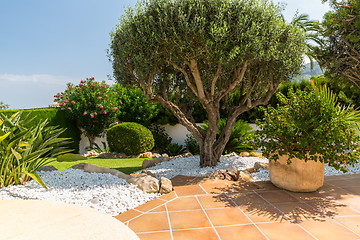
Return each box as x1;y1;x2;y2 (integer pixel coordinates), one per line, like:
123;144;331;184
110;0;306;167
315;0;360;88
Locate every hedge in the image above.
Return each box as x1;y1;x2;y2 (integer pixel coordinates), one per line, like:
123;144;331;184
0;108;80;152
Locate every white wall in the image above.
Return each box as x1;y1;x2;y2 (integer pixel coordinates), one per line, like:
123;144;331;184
78;123;259;153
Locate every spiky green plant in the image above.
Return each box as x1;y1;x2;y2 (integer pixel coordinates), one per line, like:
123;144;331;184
0;111;72;188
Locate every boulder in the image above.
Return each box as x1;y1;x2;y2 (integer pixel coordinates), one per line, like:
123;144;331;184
127;174;160;193
239;171;253;182
209;169;234;181
254;162;269;171
161;153;169;158
70;163;87;170
83;163;131;180
159;177;173;194
142;159;157;169
38;165;57;172
152;153;161;159
224;152;238;158
250;151;263;158
240;152;251;157
246;167;257;173
83;150;99;158
226;166;240;181
141;170;156;178
139;152;153;158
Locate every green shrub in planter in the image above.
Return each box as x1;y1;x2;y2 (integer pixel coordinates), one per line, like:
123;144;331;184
255;83;360;172
107;122;154;155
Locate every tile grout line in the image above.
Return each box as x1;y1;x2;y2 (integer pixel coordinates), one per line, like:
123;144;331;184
198;184;209;194
195;195;222;240
224;192;270;240
253;191;319;240
124;197;179;223
164;203;174;240
331;217;360;238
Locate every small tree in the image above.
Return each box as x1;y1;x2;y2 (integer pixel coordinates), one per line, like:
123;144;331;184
315;0;360;88
55;77;119;147
110;0;306;166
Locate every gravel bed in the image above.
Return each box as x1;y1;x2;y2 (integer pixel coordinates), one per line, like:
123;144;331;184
146;155;360;181
144;155;268;179
0;168;160;216
1;155;360;216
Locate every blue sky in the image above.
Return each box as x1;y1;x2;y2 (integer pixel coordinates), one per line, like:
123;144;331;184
0;0;330;109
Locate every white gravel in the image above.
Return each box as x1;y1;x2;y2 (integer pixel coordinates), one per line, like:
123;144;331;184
0;168;160;216
145;155;268;179
1;155;359;216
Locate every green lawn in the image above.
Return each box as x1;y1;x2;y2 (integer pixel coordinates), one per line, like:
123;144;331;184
48;158;146;175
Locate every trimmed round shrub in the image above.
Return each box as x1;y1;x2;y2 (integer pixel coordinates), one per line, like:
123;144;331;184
107;122;154;155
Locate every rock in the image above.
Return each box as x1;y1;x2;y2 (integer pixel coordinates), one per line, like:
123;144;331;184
239;171;253;182
209;169;234;181
246;167;257;173
38;165;57;172
240;152;251;157
209;169;226;180
224;152;238;158
250;151;263;158
127;174;160;193
182;152;192;157
89;197;100;204
83;150;99;158
83;163;131;180
253;162;269;171
162;153;169;158
152;153;161;158
142;159;157;169
97;152;127;159
139;152;153;158
141;170;156;178
160;177;173;194
227;166;240;181
70;163;87;170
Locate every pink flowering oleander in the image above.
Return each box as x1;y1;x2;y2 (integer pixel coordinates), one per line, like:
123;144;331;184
114;107;118;110
68;86;72;89
91;115;94;118
94;112;97;115
103;111;107;114
91;84;95;87
115;122;119;125
98;97;102;100
100;105;103;109
83;112;87;115
71;101;75;104
81;80;85;83
64;100;68;103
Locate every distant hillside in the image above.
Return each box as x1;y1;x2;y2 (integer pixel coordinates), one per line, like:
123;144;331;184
292;62;323;82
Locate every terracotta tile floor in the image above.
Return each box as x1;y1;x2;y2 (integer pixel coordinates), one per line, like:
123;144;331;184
115;174;360;240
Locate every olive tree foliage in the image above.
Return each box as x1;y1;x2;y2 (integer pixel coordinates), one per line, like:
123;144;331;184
110;0;306;167
315;0;360;88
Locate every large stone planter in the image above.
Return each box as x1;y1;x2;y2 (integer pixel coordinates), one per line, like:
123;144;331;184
269;154;325;192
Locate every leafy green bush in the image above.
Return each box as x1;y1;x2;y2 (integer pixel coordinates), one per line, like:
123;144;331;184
255;83;360;172
184;134;200;155
112;84;160;127
107;122;154;155
0;108;80;152
0;111;72;188
166;143;186;157
149;125;172;154
202;119;254;154
55;77;119;147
